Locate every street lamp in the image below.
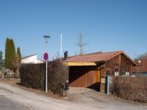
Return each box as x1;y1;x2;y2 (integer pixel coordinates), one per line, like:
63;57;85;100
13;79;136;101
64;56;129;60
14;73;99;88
43;35;50;92
138;60;141;75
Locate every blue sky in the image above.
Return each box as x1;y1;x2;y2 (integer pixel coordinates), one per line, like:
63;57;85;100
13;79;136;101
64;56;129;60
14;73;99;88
0;0;147;60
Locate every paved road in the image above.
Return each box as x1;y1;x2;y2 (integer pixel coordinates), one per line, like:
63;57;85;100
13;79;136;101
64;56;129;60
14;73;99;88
0;96;27;110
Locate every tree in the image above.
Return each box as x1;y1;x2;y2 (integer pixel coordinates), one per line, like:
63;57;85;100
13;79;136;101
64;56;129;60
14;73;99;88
17;47;22;67
5;38;10;68
8;39;17;69
74;23;89;55
135;52;147;60
0;50;4;70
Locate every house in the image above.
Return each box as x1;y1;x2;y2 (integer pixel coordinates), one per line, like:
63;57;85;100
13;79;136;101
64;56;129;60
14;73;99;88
63;51;136;89
132;59;147;76
21;54;43;64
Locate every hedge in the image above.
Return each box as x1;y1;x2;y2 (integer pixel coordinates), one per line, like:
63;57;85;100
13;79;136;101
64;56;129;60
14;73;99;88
112;76;147;103
19;59;69;95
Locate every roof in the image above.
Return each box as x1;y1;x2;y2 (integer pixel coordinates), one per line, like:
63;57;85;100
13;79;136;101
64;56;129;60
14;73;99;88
22;54;37;59
132;59;147;73
22;54;44;61
63;51;136;66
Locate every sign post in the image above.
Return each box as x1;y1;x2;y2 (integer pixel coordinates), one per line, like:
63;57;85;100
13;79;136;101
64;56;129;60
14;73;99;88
44;53;49;92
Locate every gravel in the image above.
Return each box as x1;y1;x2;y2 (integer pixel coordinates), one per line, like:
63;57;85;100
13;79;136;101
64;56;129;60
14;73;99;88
69;87;147;110
0;82;147;110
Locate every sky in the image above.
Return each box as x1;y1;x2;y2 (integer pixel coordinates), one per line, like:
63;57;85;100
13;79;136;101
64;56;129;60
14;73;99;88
0;0;147;60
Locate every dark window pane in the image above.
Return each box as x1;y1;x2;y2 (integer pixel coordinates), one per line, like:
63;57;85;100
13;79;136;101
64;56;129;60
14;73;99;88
115;68;119;72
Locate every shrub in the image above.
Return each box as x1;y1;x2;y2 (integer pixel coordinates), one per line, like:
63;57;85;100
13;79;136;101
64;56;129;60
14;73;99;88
19;59;69;95
111;76;147;103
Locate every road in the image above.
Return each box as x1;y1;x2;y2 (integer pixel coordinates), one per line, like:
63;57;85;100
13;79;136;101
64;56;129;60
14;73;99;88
0;82;147;110
0;82;104;110
0;96;26;110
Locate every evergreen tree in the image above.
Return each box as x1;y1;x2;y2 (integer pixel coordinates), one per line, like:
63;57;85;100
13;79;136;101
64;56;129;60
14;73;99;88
9;39;17;69
5;38;10;68
0;50;4;70
17;47;21;67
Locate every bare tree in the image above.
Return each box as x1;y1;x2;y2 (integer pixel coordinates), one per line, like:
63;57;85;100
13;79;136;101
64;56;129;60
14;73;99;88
135;52;147;60
74;23;89;55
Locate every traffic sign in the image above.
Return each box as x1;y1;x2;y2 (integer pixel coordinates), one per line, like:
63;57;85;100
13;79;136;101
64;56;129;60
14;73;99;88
44;53;49;61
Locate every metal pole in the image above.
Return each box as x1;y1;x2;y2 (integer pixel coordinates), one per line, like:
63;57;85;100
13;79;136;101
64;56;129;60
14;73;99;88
46;38;48;92
43;35;50;93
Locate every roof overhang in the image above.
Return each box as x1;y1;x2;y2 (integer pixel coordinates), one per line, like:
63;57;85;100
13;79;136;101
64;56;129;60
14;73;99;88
63;61;104;66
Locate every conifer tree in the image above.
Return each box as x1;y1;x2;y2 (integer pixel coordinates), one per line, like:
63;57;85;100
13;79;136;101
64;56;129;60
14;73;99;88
17;47;21;67
5;38;10;68
9;39;17;69
0;50;4;70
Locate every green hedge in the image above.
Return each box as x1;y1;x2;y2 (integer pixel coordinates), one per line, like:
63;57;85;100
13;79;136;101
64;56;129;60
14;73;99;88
19;60;69;95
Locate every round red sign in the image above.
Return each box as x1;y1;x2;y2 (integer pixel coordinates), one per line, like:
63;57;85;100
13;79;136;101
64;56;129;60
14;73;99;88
44;53;49;61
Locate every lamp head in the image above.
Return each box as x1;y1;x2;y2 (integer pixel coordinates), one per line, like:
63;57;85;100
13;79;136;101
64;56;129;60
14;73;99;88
138;60;141;63
43;35;50;38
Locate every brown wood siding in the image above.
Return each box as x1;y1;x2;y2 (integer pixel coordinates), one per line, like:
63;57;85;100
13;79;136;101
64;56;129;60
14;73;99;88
69;66;97;88
120;55;132;76
104;54;132;76
105;55;120;76
100;64;105;76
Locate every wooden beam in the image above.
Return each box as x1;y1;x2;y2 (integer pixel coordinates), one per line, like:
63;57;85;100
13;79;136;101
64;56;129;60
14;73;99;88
63;62;98;66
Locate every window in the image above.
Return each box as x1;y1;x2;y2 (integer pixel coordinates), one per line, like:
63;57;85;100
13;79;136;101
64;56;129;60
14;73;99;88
106;70;110;76
114;68;119;76
126;68;130;76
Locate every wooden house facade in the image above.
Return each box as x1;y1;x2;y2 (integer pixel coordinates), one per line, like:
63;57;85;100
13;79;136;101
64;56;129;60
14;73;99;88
63;51;136;89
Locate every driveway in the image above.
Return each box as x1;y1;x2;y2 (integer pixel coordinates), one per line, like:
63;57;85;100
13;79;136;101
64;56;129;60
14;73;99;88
0;82;146;110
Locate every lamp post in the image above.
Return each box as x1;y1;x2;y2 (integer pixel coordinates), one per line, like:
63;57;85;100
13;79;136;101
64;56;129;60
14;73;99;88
43;35;50;92
138;60;141;76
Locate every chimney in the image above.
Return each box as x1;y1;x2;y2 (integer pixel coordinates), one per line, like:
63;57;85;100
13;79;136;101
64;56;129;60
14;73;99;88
64;51;68;60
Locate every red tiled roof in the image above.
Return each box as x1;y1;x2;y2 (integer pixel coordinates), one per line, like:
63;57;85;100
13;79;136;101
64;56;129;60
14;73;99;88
132;59;147;73
64;51;136;65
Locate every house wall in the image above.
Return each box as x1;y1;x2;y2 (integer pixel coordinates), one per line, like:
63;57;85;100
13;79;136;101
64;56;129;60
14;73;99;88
69;66;100;88
132;72;147;76
21;55;43;64
120;55;132;76
101;55;132;76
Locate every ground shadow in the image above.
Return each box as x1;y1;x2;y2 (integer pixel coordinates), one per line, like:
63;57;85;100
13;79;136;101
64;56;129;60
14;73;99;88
88;82;100;92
